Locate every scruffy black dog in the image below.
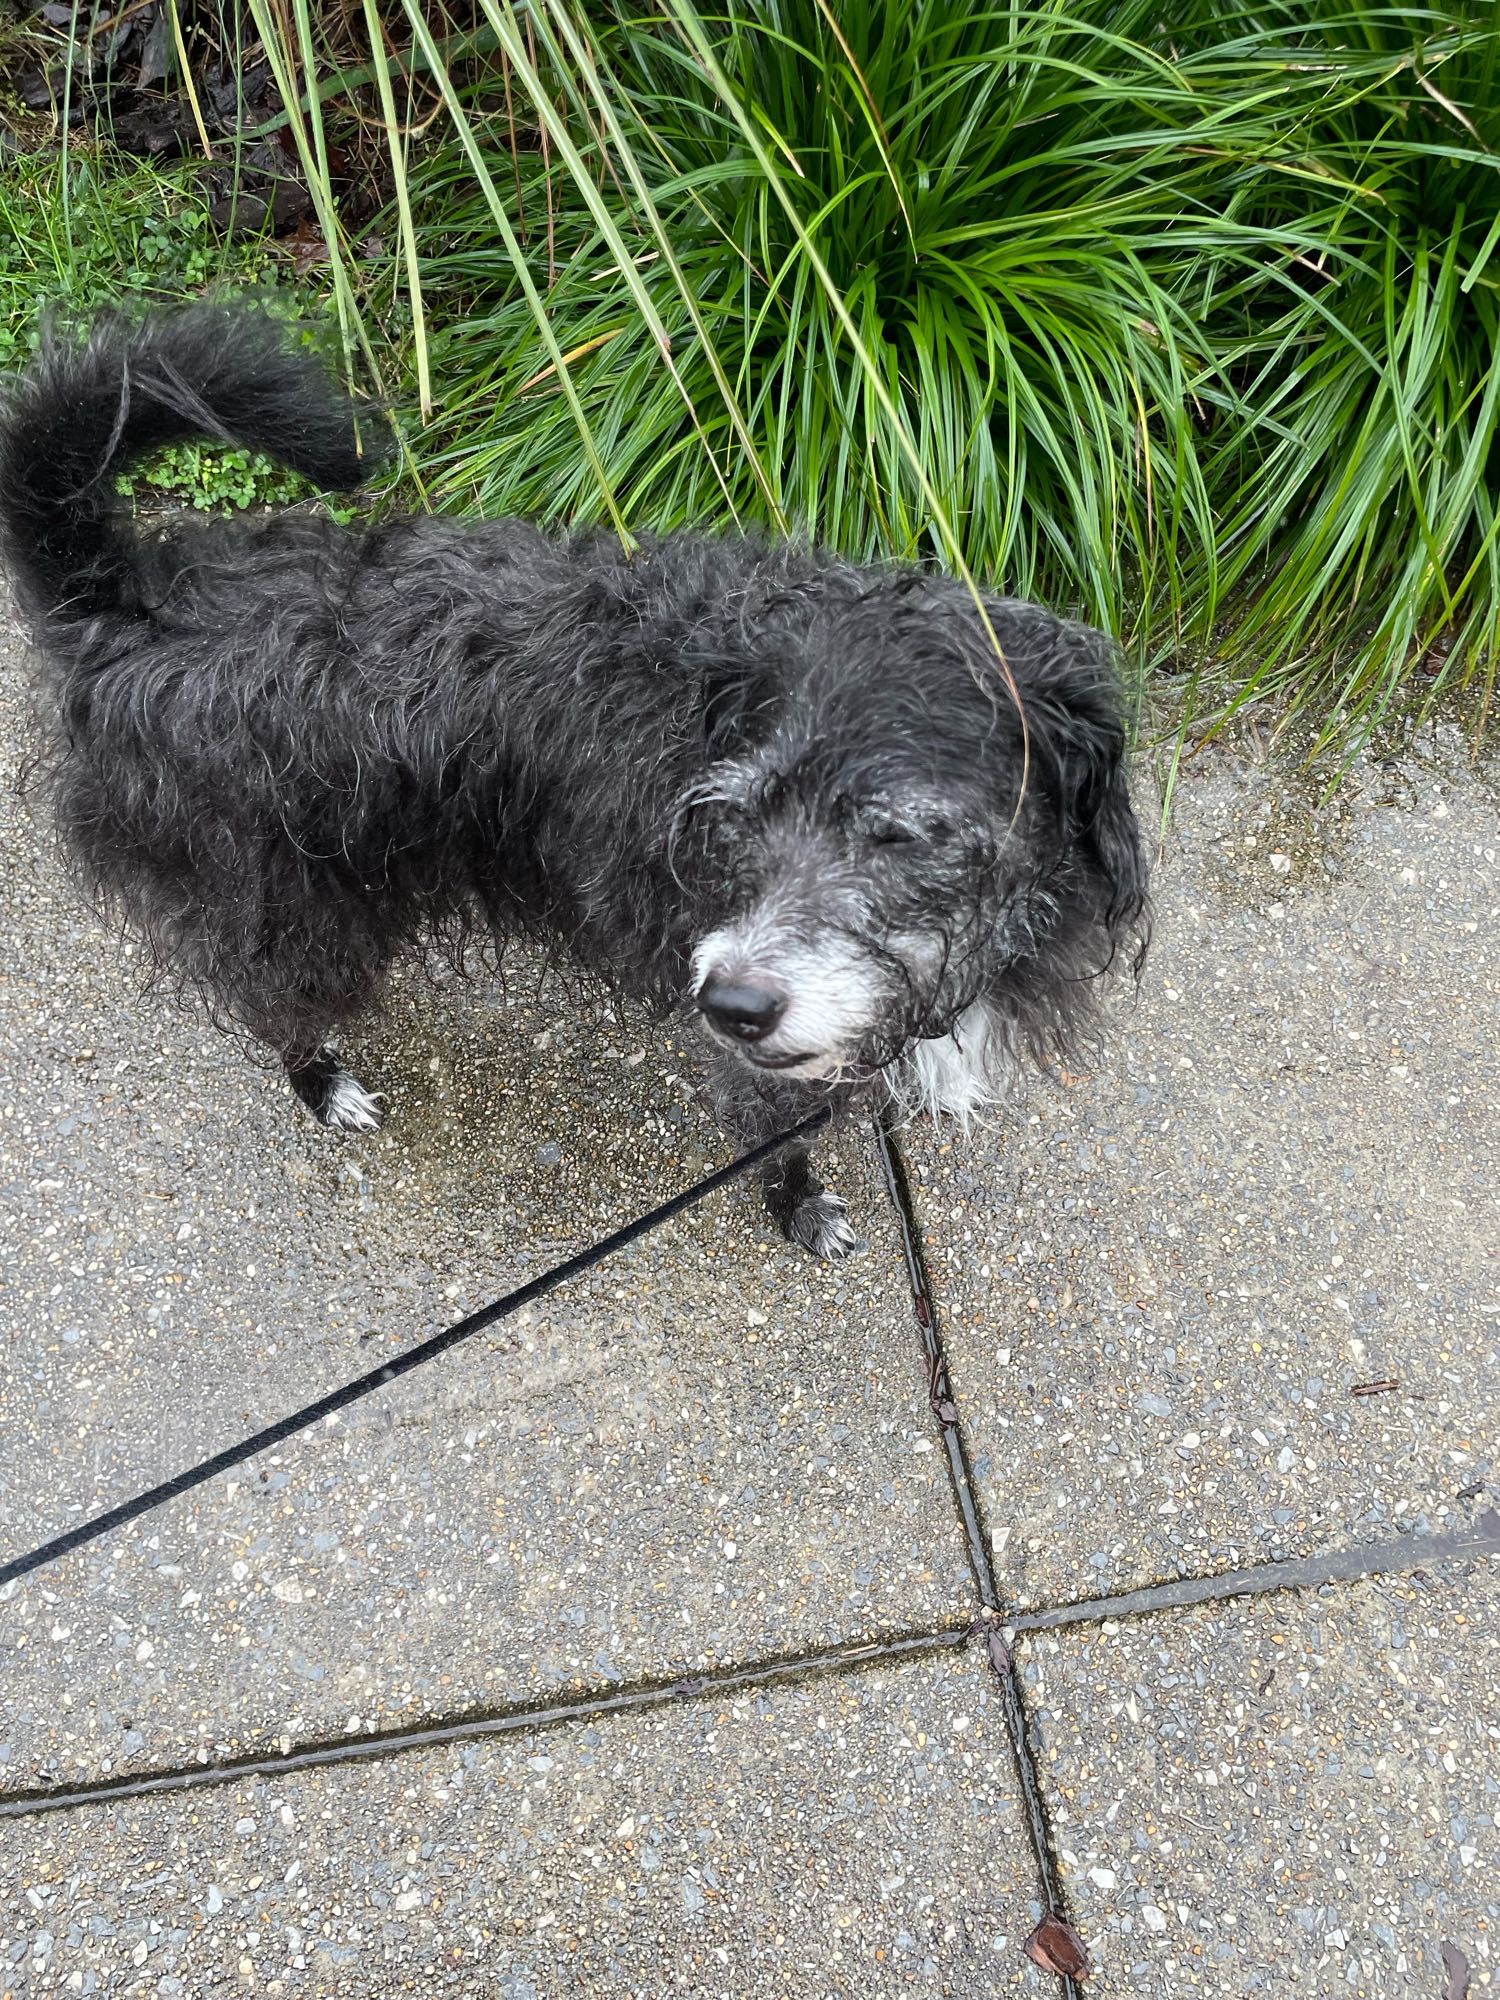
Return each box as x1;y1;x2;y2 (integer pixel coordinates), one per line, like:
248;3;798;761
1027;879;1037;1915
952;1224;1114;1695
0;305;1147;1257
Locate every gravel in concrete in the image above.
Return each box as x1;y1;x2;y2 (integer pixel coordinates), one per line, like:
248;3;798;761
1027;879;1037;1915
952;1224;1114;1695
0;612;973;1793
903;736;1499;1605
1020;1556;1500;1997
0;1643;1046;1997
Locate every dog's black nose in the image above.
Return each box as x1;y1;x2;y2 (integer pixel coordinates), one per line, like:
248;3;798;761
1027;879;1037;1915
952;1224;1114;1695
698;976;786;1043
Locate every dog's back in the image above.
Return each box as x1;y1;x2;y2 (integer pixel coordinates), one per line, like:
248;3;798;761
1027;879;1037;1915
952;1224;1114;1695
0;304;382;652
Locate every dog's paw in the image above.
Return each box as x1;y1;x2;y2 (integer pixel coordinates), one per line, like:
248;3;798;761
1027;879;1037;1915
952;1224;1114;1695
321;1069;385;1133
288;1047;386;1133
786;1189;861;1260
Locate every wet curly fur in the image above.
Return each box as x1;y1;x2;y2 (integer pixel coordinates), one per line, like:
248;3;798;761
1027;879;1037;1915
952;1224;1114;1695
0;303;1148;1257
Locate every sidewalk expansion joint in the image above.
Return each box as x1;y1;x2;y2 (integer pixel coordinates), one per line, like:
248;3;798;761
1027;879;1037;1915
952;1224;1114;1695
874;1113;1086;2000
0;1621;972;1823
873;1115;1001;1614
1007;1509;1500;1636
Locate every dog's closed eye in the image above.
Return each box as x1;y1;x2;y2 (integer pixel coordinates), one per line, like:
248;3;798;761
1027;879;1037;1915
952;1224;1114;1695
858;806;958;849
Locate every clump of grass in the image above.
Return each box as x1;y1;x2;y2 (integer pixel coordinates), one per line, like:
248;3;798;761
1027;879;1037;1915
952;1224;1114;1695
1186;7;1500;747
406;1;1244;640
390;0;1498;751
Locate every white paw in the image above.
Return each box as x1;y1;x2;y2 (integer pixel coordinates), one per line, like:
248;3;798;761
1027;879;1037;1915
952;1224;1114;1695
322;1071;385;1133
788;1190;861;1261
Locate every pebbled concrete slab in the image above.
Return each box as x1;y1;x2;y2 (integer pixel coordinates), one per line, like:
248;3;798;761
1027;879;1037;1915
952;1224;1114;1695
904;736;1499;1607
0;1643;1046;1998
0;610;973;1793
1019;1556;1500;1998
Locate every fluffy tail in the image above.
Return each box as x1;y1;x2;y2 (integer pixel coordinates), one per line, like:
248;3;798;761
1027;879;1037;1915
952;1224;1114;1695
0;302;384;632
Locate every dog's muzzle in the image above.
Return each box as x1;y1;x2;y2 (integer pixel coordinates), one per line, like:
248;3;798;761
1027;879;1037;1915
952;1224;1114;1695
688;922;884;1078
694;971;829;1072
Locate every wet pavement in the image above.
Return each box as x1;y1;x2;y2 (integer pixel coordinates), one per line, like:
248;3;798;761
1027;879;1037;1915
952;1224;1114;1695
904;745;1498;1616
1022;1564;1500;1997
2;587;1497;1997
2;1644;1046;1998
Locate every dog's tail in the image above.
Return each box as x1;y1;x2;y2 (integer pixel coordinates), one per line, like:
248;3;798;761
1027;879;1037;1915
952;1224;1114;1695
0;302;381;635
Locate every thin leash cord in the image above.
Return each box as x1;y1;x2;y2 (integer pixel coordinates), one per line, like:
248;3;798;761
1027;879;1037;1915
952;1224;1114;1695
0;1107;832;1592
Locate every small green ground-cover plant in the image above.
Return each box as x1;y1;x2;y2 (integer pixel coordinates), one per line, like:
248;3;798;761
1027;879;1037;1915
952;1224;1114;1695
113;444;315;513
0;149;259;355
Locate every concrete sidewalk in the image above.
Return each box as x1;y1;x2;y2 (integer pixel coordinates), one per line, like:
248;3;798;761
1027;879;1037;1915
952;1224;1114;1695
1;592;1496;1998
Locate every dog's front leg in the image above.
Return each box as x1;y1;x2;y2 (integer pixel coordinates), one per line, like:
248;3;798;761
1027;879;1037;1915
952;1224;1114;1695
707;1054;861;1260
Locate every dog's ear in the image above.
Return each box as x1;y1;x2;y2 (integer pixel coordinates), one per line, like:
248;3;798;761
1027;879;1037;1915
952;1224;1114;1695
1079;731;1150;940
998;615;1149;944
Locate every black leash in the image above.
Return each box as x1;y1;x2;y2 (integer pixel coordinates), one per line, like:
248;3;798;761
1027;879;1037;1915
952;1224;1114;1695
0;1107;831;1592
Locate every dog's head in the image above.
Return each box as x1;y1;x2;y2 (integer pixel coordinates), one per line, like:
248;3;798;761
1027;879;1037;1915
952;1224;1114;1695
677;574;1147;1083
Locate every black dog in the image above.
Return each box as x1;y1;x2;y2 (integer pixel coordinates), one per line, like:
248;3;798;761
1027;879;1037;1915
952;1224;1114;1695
0;305;1147;1257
